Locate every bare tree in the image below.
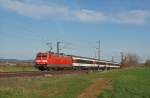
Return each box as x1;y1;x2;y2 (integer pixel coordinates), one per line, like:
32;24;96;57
121;53;139;67
145;59;150;67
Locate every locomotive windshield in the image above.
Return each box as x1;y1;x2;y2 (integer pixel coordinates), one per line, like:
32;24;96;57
37;53;47;57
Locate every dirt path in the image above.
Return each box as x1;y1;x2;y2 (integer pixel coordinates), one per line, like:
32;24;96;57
78;78;111;98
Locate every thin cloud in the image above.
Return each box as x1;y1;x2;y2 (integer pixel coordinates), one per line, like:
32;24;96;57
74;9;108;22
0;0;150;25
113;10;150;25
0;0;70;19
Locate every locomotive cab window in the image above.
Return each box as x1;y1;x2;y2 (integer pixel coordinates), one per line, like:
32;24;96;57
37;54;47;57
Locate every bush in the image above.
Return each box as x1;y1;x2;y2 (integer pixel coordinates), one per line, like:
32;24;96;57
145;59;150;67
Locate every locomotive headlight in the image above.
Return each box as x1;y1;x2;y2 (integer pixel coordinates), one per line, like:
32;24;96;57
36;60;47;62
42;60;47;62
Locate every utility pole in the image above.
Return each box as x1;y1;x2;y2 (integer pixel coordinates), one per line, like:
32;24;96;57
56;41;73;55
57;41;61;54
121;52;124;64
112;56;114;63
94;51;97;59
46;42;53;52
97;40;101;60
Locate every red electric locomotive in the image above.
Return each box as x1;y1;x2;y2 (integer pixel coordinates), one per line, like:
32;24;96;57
35;52;72;70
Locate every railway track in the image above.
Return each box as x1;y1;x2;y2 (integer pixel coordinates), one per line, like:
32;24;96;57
0;70;87;78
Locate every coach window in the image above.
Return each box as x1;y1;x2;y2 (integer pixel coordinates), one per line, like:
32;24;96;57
75;59;93;64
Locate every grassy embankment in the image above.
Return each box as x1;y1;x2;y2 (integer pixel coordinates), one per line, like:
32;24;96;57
0;67;149;98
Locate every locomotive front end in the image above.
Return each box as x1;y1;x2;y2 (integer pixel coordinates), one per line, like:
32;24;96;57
35;52;49;70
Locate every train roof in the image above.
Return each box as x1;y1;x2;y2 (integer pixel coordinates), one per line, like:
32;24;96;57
68;55;119;64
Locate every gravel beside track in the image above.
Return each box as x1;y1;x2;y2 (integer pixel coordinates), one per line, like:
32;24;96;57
0;70;87;78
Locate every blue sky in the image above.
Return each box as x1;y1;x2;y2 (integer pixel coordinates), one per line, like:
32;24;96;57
0;0;150;62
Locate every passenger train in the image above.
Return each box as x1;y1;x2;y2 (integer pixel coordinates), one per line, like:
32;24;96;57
35;51;120;71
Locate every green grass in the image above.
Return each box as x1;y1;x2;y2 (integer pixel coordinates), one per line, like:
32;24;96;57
0;66;38;72
0;67;150;98
0;75;91;98
99;68;150;98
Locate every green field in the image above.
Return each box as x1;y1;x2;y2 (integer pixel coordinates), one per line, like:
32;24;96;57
0;66;38;72
0;67;150;98
99;68;150;98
